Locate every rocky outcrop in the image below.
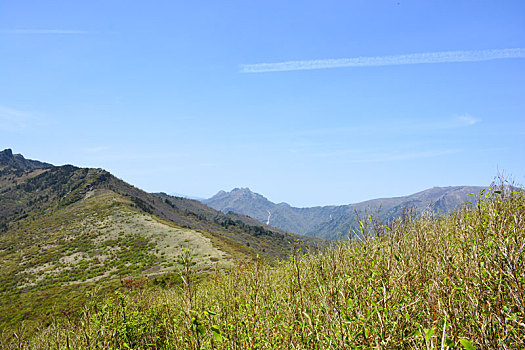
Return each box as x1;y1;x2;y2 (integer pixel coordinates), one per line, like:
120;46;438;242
0;149;53;170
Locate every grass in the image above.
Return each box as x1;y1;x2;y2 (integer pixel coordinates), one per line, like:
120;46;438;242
3;187;524;349
1;161;320;344
1;165;309;338
0;189;240;334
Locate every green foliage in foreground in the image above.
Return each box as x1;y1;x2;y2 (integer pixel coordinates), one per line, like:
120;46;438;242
5;189;525;349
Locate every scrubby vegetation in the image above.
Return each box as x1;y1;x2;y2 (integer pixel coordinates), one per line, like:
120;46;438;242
0;190;237;333
3;187;523;349
0;159;320;337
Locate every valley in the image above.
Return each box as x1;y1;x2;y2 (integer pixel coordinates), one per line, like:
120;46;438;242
203;186;487;239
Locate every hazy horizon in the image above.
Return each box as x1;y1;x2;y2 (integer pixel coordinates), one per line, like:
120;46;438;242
1;1;524;207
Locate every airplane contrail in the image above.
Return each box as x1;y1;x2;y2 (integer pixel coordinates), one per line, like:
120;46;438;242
2;29;88;34
240;48;525;73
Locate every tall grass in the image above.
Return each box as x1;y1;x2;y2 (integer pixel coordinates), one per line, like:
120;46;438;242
6;188;525;349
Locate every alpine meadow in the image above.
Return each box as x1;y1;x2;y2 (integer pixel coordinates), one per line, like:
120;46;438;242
1;1;525;349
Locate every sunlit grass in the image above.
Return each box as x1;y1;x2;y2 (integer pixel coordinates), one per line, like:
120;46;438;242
5;187;524;349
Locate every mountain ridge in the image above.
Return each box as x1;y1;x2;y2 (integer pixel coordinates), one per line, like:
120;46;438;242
0;149;316;260
0;149;319;332
0;148;53;171
203;185;488;239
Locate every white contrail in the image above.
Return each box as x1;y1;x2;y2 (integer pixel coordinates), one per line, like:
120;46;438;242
2;29;88;34
241;48;525;73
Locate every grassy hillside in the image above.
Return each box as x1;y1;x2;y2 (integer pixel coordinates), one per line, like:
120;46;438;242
8;186;524;349
151;192;320;259
0;151;320;337
0;186;234;332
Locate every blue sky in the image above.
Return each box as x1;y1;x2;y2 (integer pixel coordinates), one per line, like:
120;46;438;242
1;0;524;206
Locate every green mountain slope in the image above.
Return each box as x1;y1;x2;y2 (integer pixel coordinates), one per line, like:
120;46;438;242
0;149;318;332
204;186;487;239
16;184;525;349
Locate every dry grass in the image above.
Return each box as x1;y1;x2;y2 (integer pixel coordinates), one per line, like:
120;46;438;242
5;187;524;349
92;207;230;272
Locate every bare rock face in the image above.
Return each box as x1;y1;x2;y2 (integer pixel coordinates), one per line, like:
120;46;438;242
0;148;53;170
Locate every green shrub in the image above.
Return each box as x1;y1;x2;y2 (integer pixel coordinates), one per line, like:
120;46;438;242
5;189;525;349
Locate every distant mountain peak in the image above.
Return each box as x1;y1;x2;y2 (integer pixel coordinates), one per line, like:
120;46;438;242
204;187;274;215
232;187;253;193
230;187;269;200
0;148;53;171
214;187;261;198
204;185;488;239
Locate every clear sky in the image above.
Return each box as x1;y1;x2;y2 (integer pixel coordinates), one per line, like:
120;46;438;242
1;1;524;207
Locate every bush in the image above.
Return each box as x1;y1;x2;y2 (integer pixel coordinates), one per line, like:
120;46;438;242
7;189;525;349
